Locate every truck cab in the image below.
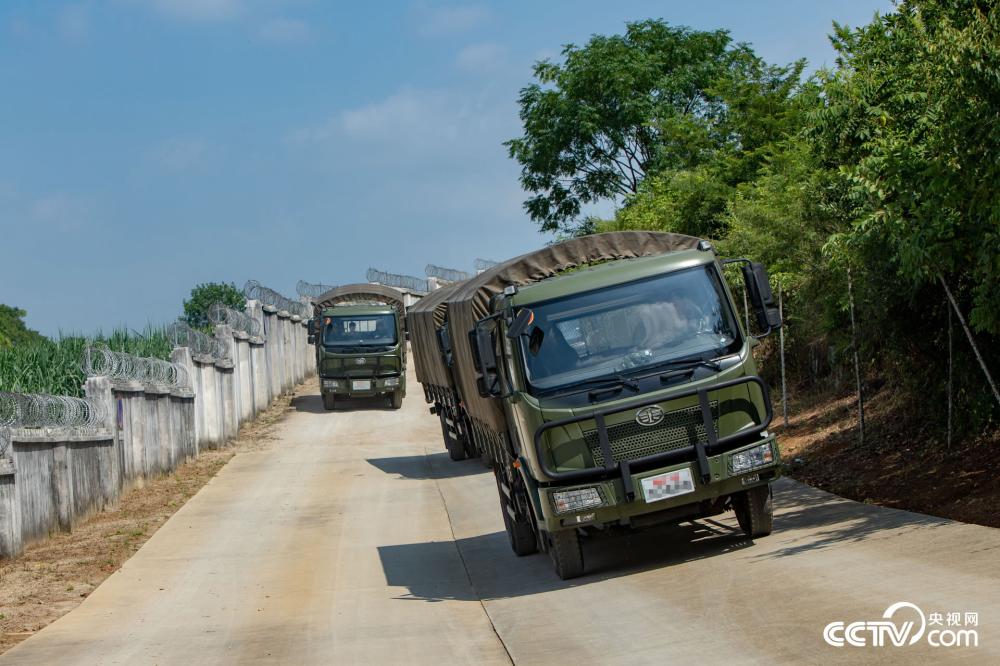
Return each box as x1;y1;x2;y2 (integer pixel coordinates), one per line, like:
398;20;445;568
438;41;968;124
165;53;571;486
471;245;782;578
313;303;406;410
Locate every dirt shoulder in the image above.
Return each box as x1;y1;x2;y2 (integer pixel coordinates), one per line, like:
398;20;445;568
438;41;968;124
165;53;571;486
0;379;315;655
776;385;1000;528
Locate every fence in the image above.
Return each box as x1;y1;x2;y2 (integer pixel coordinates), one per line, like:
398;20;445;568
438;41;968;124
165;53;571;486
425;264;470;283
0;295;314;559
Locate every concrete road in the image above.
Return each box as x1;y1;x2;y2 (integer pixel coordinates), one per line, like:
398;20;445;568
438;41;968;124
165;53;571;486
3;374;999;664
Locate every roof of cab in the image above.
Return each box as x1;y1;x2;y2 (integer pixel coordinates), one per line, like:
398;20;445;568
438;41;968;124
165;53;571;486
512;248;714;306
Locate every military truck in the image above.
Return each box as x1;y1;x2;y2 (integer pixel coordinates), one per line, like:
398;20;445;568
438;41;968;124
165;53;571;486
409;280;477;461
308;284;407;411
412;231;782;579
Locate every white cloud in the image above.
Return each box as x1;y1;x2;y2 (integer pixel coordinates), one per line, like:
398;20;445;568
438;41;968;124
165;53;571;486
28;193;95;232
144;0;243;22
56;4;91;42
287;85;520;166
415;4;490;36
152;138;210;171
455;42;505;72
258;17;311;44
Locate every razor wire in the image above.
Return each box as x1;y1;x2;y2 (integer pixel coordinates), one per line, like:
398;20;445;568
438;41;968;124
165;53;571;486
296;280;337;299
425;264;471;283
82;346;190;391
167;321;227;360
208;302;263;339
1;391;109;455
366;268;429;293
244;280;310;318
474;258;499;272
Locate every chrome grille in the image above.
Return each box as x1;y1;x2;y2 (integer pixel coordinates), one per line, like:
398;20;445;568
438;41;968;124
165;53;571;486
584;401;718;466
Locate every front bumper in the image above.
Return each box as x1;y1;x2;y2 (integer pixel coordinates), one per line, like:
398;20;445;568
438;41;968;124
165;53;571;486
320;374;404;397
536;436;781;530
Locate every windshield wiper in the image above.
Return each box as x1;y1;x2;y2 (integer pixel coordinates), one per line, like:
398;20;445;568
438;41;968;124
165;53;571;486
587;372;640;402
655;356;722;383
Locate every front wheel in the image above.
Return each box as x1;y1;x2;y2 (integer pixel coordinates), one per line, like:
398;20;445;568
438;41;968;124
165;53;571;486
389;391;403;410
548;529;584;580
322;393;336;411
733;485;773;537
494;469;537;556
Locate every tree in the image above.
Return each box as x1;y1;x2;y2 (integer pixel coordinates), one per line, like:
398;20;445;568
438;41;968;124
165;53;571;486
0;304;47;348
183;283;246;331
812;0;1000;333
506;20;740;234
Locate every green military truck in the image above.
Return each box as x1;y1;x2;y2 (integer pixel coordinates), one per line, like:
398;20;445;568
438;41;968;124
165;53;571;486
411;231;782;579
308;284;407;410
409;280;477;461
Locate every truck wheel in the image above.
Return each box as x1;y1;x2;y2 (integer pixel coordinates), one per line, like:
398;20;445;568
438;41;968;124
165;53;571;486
494;470;538;556
548;530;584;580
501;502;537;556
389;391;403;410
447;437;467;461
733;485;773;537
322;393;336;411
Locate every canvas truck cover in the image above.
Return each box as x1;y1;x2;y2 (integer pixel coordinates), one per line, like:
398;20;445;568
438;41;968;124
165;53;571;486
447;231;703;433
409;280;465;389
313;283;405;317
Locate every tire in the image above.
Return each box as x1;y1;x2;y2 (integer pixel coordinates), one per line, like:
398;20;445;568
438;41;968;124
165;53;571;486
494;470;538;556
389;391;403;410
447;437;467;461
548;529;584;580
322;393;336;411
733;485;773;537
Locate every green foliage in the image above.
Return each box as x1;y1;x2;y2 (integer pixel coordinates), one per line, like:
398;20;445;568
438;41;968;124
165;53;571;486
517;3;1000;435
812;0;1000;334
0;304;47;349
183;282;246;331
508;19;808;235
506;20;742;234
0;325;171;397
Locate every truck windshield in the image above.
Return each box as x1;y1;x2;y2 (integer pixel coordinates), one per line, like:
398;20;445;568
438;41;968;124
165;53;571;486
323;314;397;347
520;265;740;393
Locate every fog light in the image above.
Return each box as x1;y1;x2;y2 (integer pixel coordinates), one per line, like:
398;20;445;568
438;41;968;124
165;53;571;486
552;487;603;515
384;376;400;387
730;443;774;475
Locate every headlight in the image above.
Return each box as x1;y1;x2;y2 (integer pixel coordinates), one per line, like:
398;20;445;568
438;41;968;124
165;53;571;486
552;487;603;515
384;376;400;387
729;443;774;475
322;379;339;389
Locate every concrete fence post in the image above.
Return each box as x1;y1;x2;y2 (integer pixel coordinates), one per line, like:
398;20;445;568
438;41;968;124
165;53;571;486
263;307;280;402
0;457;22;558
194;355;219;449
215;325;238;442
84;375;120;505
171;347;198;458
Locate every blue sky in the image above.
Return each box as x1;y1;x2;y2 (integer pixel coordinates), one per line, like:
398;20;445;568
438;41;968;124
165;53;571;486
0;0;891;337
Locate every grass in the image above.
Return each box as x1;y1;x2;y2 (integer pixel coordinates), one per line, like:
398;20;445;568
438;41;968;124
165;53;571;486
0;325;171;397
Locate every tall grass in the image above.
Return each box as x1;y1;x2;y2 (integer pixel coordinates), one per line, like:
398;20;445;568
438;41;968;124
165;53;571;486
0;325;171;397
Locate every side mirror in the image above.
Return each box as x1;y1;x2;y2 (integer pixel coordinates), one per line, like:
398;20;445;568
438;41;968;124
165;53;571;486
506;308;535;339
307;335;316;344
307;318;318;335
470;323;502;397
741;262;782;335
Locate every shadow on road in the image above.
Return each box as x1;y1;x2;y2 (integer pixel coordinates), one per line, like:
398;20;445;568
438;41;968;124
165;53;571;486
757;479;952;560
367;453;488;480
291;394;397;414
378;519;752;602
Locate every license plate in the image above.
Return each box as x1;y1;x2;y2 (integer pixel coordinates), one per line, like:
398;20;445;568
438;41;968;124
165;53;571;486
640;467;695;503
351;380;371;391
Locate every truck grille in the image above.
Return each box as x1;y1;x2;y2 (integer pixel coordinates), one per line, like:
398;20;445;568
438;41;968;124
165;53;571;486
583;401;718;467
